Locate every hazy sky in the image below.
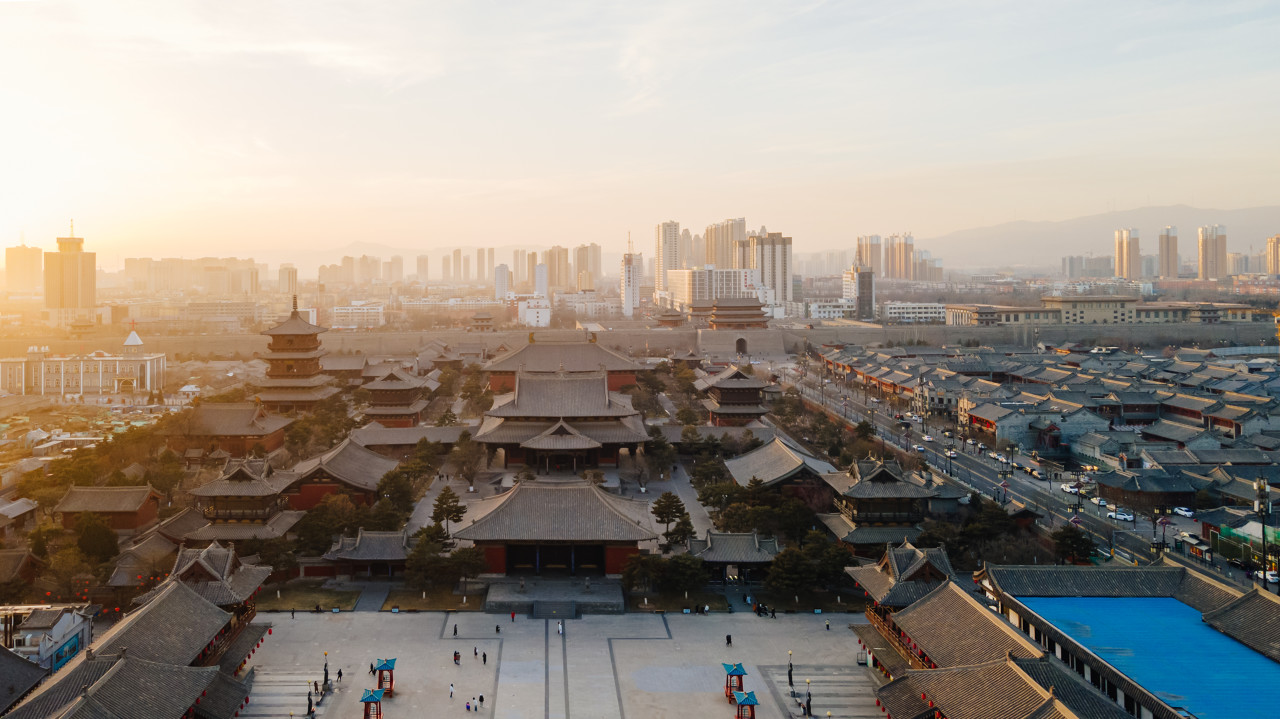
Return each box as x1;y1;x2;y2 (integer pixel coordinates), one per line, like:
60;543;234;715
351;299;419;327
2;0;1278;268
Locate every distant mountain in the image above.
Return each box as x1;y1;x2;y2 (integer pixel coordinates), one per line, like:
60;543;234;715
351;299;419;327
922;205;1280;271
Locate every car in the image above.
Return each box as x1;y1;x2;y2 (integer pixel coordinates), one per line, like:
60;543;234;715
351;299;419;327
912;444;926;452
995;454;1008;463
1060;483;1079;494
1108;509;1135;521
943;431;953;438
1030;470;1042;479
1090;496;1107;506
977;443;987;451
1253;570;1280;584
1173;507;1195;518
966;439;976;446
870;398;882;403
894;413;904;420
922;435;934;442
946;450;958;458
987;451;999;460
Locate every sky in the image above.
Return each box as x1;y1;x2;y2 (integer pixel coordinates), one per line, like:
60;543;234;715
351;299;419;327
1;0;1279;269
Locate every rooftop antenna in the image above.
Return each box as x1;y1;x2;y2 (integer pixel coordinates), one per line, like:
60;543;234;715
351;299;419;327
69;219;74;237
627;232;633;254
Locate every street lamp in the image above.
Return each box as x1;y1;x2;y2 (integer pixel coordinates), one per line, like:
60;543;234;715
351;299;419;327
806;678;812;716
1256;476;1273;592
787;650;794;694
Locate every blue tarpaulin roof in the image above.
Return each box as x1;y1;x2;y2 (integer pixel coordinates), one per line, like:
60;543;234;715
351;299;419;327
1022;597;1280;719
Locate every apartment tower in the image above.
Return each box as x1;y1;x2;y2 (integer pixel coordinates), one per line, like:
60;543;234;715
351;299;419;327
1114;228;1140;279
1197;225;1228;280
654;221;680;295
1157;227;1178;279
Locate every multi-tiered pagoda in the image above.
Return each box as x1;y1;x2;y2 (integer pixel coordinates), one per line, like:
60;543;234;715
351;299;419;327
254;298;339;412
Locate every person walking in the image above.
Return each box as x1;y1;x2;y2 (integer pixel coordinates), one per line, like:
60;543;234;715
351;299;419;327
825;619;830;631
337;669;343;682
510;611;516;622
453;624;458;636
450;683;454;698
465;700;471;712
474;646;478;657
291;608;295;619
369;662;375;675
479;694;484;708
483;651;487;665
495;624;501;634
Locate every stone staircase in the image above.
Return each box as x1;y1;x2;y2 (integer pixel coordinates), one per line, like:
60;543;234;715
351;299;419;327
532;601;578;620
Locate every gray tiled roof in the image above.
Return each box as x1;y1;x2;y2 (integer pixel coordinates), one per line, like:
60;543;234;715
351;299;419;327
1012;656;1133;719
8;654;218;719
324;529;414;562
878;658;1062;719
364;367;426;391
262;310;327;336
1202;589;1280;661
483;342;639;373
892;583;1041;667
96;581;230;666
0;646;46;714
475;417;649;446
0;549;36;583
723;437;836;487
486;371;636;418
454;481;657;542
182;510;304;542
818;513;921;545
163;403;293;437
291;438;400;491
351;424;468;447
686;531;781;564
190;462;294;498
520;421;603;450
54;486;158;515
984;565;1186;597
657;424;776;445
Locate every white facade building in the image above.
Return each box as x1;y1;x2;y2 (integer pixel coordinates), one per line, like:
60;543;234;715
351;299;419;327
621;253;642;317
664;268;762;310
534;263;549;298
654;220;680;295
518;298;551;327
494;263;511;299
0;332;166;396
331;302;385;328
878;301;946;324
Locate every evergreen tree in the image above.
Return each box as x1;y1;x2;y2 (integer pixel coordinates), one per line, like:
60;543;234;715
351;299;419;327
650;492;686;536
432;486;466;535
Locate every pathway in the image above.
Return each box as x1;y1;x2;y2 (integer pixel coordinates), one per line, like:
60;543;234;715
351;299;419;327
352;583;391;612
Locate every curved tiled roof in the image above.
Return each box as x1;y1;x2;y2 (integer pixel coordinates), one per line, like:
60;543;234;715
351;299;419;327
723;437;835;487
483;341;639;373
486;371;636;419
261;310;328;336
520;421;602;450
54;485;158;514
454;481;657;542
291;438;400;492
687;531;780;564
892;583;1041;667
324;529;414;562
96;581;230;665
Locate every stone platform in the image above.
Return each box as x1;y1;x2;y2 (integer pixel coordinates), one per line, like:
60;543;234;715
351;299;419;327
484;577;626;615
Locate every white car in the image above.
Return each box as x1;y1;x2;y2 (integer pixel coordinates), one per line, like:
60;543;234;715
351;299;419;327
1108;509;1135;521
922;435;934;442
1060;483;1079;494
987;451;999;460
966;439;976;446
946;450;958;458
1090;496;1107;507
1254;570;1280;583
870;398;882;403
1173;507;1195;518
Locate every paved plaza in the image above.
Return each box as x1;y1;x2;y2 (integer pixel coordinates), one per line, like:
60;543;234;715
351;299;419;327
243;611;882;718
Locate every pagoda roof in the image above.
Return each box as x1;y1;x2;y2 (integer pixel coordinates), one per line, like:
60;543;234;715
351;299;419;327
474;416;649;446
365;367;426;391
520;420;602;450
134;541;272;607
324;529;414;562
262;310;328;336
190;461;294;498
453;481;658;543
292;438;400;492
483;340;640;373
688;531;781;564
182;510;305;542
486;371;637;419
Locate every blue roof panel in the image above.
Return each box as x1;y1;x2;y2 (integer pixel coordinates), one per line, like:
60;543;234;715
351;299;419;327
1022;597;1280;719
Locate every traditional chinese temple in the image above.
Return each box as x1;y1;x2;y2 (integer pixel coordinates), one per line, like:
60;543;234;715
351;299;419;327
474;369;650;472
286;438;400;508
185;459;305;543
707;298;769;330
453;479;657;575
482;337;640;392
254;298;339;412
819;459;936;555
362;367;429;427
694;365;769;426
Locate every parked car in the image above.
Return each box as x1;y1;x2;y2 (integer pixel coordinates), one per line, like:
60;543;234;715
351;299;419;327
1173;507;1195;518
1253;570;1280;583
1030;470;1042;479
946;450;958;458
912;444;926;452
966;439;977;446
1060;483;1079;494
1108;509;1135;521
922;435;934;442
1090;496;1107;506
987;451;999;460
977;443;987;451
870;398;882;403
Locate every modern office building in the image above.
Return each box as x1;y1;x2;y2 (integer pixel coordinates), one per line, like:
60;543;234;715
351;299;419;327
664;268;762;311
43;224;96;327
278;265;298;296
534;263;548;298
494;263;511;299
544;245;571;289
1267;235;1280;276
1114;228;1140;279
654;220;681;295
5;244;42;293
1198;224;1228;280
1158;226;1178;278
841;265;876;320
416;254;429;281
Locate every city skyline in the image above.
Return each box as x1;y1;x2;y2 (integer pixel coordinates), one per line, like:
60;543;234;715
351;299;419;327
2;2;1279;265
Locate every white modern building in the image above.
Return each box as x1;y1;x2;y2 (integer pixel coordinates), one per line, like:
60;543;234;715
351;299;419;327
518;298;551;327
654;220;681;295
621;252;642;317
879;301;946;324
331;302;385;328
664;267;762;310
494;263;511;299
0;332;166;396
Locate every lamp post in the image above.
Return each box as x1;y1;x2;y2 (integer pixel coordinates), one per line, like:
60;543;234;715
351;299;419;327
1256;476;1273;592
806;678;812;716
787;650;793;694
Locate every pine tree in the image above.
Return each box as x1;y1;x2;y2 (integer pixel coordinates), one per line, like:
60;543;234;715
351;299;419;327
432;486;466;535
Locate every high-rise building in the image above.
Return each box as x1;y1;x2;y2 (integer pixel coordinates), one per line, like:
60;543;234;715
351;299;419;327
753;232;793;304
1267;236;1280;276
5;244;43;293
883;234;914;279
572;243;602;289
544;246;571;288
357;255;381;285
44;224;96;326
442;256;451;282
1198;225;1228;280
416;255;429;281
485;248;494;284
1114;228;1139;279
841;265;876;320
665;267;761;310
278;265;298;296
462;255;471;283
856;236;883;277
654;221;680;295
452;249;463;282
691;234;705;269
494;264;510;299
534;263;548;298
621;252;642;317
386;256;403;284
513;250;527;284
1157;227;1178;279
704;218;745;269
1228;252;1250;275
679;229;693;269
526;254;537;291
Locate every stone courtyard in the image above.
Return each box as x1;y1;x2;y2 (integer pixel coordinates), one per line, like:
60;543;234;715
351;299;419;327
242;611;883;719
